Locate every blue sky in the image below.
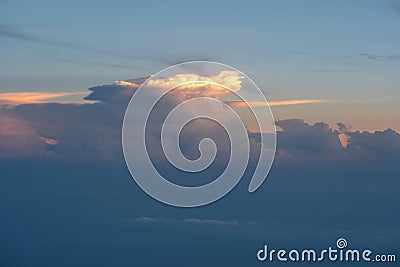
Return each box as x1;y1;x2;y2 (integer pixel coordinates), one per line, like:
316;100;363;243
1;0;399;130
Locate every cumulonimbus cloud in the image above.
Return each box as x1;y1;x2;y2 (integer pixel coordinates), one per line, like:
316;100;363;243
0;75;399;162
85;74;325;108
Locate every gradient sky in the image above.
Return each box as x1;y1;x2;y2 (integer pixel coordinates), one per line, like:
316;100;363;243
1;2;400;266
1;0;399;131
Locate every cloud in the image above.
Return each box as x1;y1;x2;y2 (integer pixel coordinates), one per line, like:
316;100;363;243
48;56;144;70
1;76;399;267
345;128;400;159
225;99;325;108
0;24;89;50
0;24;222;69
275;119;344;160
337;122;349;132
131;216;240;226
83;77;150;104
0;24;185;65
0;75;399;164
358;53;400;61
275;119;400;162
85;75;323;109
269;99;326;106
0;113;48;158
145;71;243;93
86;71;244;104
183;218;240;226
37;136;59;145
86;72;244;103
336;121;400;158
133;216;175;223
0;92;88;105
0;101;124;161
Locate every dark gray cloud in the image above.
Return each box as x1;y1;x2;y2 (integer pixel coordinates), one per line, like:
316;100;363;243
0;102;124;161
84;77;147;104
275;119;400;162
345;128;400;159
336;122;348;132
275;119;344;160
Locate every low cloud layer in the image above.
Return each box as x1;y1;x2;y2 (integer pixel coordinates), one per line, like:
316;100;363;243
131;216;241;226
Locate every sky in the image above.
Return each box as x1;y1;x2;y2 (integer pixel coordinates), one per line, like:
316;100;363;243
1;0;399;130
0;1;400;266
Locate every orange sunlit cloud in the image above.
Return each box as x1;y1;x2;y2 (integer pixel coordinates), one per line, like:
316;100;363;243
0;92;88;105
225;99;326;108
146;71;243;92
115;73;324;107
338;133;349;148
38;136;60;145
114;80;141;88
269;99;326;106
113;73;326;108
114;71;244;99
